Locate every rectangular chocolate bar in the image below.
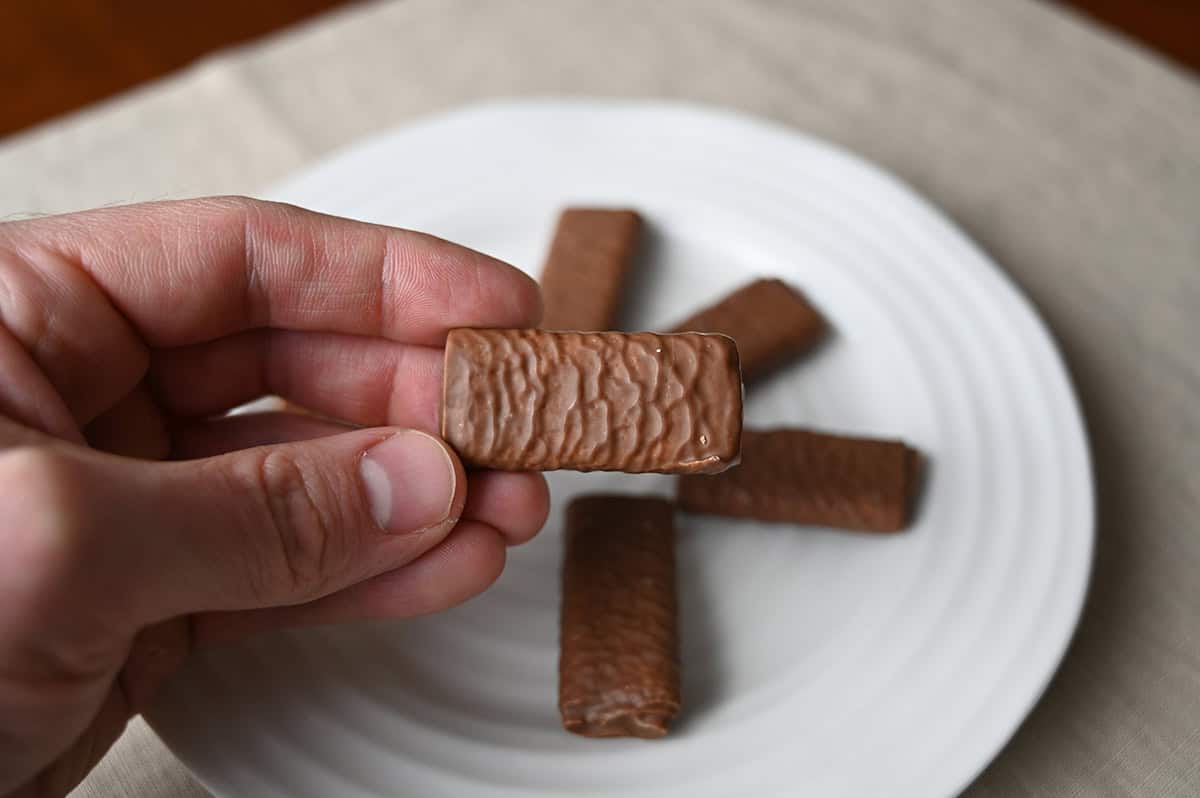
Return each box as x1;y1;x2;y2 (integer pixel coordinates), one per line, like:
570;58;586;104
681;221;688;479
677;428;920;531
539;208;642;331
441;328;743;474
671;278;825;383
559;495;680;738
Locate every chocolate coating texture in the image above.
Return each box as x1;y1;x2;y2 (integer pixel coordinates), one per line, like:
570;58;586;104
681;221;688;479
539;208;642;331
677;427;920;531
559;495;680;738
442;329;742;474
671;278;825;383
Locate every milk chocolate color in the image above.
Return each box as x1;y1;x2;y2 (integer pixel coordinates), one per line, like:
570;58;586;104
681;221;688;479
677;428;920;531
671;278;825;383
441;329;743;474
559;495;680;738
539;208;642;331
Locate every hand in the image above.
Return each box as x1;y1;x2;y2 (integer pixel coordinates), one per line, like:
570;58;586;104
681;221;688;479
0;197;549;796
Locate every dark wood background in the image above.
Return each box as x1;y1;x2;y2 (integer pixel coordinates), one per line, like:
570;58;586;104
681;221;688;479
0;1;1195;141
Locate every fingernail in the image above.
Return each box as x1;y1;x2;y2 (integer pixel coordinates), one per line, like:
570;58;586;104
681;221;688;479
361;431;457;533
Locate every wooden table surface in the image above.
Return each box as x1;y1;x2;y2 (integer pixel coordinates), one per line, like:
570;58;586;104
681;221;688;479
0;0;1195;141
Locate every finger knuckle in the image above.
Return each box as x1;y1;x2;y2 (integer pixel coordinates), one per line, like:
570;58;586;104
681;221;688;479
244;449;347;602
0;447;89;578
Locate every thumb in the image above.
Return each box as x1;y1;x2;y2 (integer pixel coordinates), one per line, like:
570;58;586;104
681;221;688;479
0;428;466;631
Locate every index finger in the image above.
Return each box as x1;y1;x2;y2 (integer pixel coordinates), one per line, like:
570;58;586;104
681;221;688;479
10;196;542;348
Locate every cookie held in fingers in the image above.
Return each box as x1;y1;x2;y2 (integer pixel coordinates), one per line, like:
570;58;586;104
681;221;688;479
441;329;743;474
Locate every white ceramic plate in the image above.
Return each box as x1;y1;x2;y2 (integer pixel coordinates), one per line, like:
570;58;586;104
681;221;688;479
149;100;1093;797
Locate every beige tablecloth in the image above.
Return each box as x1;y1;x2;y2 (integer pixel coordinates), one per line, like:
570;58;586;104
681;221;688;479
0;0;1196;795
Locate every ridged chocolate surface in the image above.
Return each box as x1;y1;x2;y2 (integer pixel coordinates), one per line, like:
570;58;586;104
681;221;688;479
559;495;680;739
441;329;743;474
677;428;920;531
671;278;826;383
539;208;642;331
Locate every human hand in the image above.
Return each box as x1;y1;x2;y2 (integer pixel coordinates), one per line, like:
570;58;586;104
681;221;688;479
0;198;549;796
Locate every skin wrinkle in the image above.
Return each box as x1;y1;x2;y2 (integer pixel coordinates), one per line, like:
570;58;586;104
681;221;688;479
81;213;163;339
0;254;68;418
382;342;412;429
41;252;147;423
304;212;360;330
0;321;76;440
272;208;312;328
248;202;385;339
453;255;489;337
241;201;266;333
257;450;330;604
0;236;149;426
0;253;14;317
388;232;435;342
0;250;54;368
380;228;398;346
0;254;63;427
390;230;526;347
283;450;341;599
226;453;293;609
151;220;174;319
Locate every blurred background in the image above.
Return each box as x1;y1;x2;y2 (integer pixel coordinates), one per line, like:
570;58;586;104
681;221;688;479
1;0;1196;140
1;2;1197;797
